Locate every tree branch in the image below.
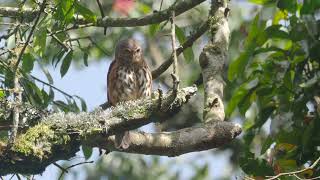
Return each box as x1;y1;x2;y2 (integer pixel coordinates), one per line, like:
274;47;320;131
0;87;197;175
266;156;320;180
199;1;229;123
152;21;209;79
90;121;241;157
0;0;206;27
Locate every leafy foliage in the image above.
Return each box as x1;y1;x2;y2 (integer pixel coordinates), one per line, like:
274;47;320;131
227;0;320;178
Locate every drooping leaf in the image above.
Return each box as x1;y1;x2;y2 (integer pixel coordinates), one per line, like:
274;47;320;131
60;50;73;77
22;53;35;73
265;25;290;39
277;0;297;13
239;150;274;176
54;0;75;23
83;51;89;67
149;24;160;36
226;78;259;116
74;95;87;112
33;28;47;57
261;137;274;154
175;25;194;62
82;145;93;160
228;14;266;81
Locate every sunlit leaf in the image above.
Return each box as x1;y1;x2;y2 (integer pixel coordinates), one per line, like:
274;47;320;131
33;28;47;57
249;0;275;5
149;24;160;36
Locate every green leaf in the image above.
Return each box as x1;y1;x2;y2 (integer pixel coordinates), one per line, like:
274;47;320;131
83;51;89;67
265;25;290;39
22;53;34;73
175;25;194;62
226;78;259;116
273;10;287;25
191;164;209;180
149;24;160;36
0;90;4;99
75;95;87;112
54;0;75;23
300;0;320;14
60;50;73;77
33;28;47;57
82;145;93;160
277;0;297;13
239;150;274;176
137;2;152;14
249;0;276;5
261;137;273;154
228;50;252;81
54;100;70;112
39;63;54;84
228;14;266;81
75;1;97;23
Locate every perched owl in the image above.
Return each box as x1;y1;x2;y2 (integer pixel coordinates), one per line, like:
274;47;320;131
107;38;152;149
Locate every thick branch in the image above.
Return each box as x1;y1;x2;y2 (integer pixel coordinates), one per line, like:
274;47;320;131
0;0;206;27
0;87;197;175
199;1;229;123
90;121;241;157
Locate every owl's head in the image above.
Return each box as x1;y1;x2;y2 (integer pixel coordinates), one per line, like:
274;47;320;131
115;38;143;64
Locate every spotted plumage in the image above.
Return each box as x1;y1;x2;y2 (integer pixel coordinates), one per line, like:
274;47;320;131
107;38;152;149
108;63;152;104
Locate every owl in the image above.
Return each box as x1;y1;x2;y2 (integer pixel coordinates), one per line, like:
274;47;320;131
107;38;152;149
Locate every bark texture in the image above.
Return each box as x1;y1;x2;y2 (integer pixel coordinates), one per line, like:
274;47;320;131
199;1;230;123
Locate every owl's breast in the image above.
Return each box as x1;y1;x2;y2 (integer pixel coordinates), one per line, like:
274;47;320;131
107;61;152;105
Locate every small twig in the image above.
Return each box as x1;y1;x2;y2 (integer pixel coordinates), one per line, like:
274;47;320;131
293;174;320;180
8;72;22;145
151;21;209;79
47;29;70;51
266;156;320;180
170;11;179;94
8;174;14;180
58;161;94;180
30;75;73;98
53;162;68;174
15;174;21;180
159;0;164;11
96;0;107;35
49;23;94;36
14;0;47;70
64;36;91;42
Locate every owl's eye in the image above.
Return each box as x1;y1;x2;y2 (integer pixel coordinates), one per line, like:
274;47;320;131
125;49;131;53
136;48;141;53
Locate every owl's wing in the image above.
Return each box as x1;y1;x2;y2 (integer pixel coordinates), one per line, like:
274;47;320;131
107;60;116;105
